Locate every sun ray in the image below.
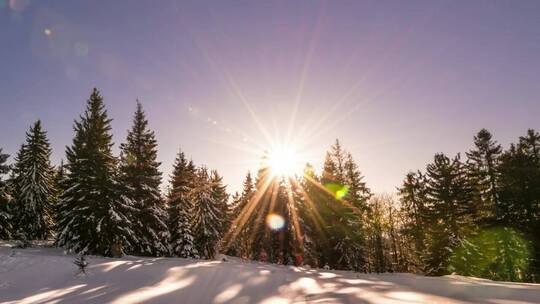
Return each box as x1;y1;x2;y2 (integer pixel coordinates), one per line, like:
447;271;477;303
288;177;326;235
221;169;274;253
285;177;303;250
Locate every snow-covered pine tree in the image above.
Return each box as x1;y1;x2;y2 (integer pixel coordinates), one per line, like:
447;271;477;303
0;148;12;239
12;121;54;240
225;172;255;257
209;170;229;236
320;140;368;271
56;88;135;256
51;160;67;232
120;101;168;256
167;151;198;258
192;167;221;259
295;163;323;267
342;152;371;272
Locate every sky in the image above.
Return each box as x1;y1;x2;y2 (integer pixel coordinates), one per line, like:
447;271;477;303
1;0;540;194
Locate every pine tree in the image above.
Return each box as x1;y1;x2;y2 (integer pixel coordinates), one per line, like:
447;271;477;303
209;170;229;236
318;140;368;271
56;88;135;256
12;121;55;240
167;151;198;258
499;130;540;280
519;129;540;161
51;160;67;231
296;163;325;267
466;129;502;223
120;101;168;256
0;148;12;239
225;171;254;257
497;143;540;228
342;152;371;271
424;153;474;275
398;171;429;270
192;167;221;259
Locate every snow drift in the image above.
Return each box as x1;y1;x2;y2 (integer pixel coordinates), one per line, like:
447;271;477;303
1;242;539;304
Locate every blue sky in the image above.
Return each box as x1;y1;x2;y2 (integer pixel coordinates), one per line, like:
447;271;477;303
1;0;540;193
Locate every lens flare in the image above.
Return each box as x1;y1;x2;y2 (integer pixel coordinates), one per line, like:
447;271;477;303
266;213;285;231
325;183;349;200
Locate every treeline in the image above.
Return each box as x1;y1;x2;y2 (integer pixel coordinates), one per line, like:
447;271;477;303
222;130;540;282
0;88;228;258
395;128;540;282
0;88;539;283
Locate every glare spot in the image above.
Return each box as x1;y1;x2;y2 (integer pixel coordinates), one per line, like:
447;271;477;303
43;28;52;37
266;213;285;231
325;183;349;200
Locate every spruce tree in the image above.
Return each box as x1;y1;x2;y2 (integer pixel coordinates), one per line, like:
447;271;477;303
424;153;474;275
209;170;229;236
319;140;368;271
192;167;221;259
296;163;325;267
466;129;502;223
497;143;540;228
499;130;540;280
225;171;254;257
398;171;429;270
51;160;67;230
56;88;135;256
120;102;168;256
167;151;198;258
0;149;12;239
342;152;371;271
519;129;540;161
12;121;55;240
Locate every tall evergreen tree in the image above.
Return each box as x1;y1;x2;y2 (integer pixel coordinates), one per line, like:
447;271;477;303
319;140;368;271
209;170;229;236
120;102;168;256
192;167;221;259
495;130;540;279
519;129;540;161
424;153;474;275
296;163;325;267
497;143;540;228
56;88;135;256
466;129;502;222
0;149;12;239
398;171;429;270
12;121;55;240
226;171;254;257
167;151;198;258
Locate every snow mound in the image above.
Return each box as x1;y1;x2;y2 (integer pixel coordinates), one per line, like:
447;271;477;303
0;243;539;303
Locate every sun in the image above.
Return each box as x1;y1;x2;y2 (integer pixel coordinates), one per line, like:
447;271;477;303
267;145;301;178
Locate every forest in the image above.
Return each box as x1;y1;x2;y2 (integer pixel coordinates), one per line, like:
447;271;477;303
0;88;539;283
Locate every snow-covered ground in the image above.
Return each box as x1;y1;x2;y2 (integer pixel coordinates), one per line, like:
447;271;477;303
1;242;539;304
